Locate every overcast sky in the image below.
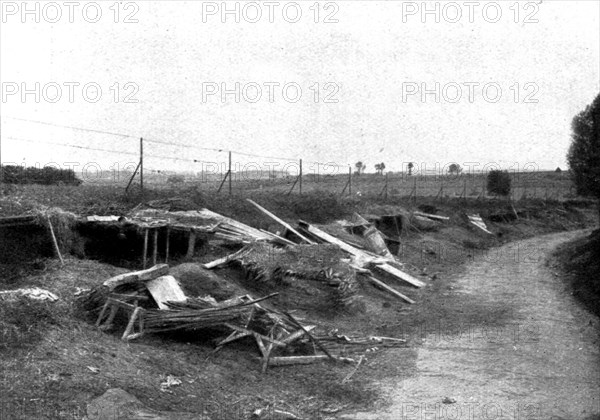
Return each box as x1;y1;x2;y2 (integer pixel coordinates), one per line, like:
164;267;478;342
1;0;599;177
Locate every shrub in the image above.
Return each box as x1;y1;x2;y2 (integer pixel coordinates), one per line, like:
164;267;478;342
487;170;511;196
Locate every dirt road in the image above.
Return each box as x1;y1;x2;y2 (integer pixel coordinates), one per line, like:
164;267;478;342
341;230;600;420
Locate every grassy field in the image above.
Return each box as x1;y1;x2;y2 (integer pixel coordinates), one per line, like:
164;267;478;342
0;170;579;219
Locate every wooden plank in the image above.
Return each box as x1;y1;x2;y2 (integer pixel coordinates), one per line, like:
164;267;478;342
413;211;450;221
145;275;187;310
203;248;247;269
247;199;315;244
196;209;271;241
268;355;355;366
375;264;425;288
258;229;297;246
298;220;365;257
365;275;415;304
103;264;169;291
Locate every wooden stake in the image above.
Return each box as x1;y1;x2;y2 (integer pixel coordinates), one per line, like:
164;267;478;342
140;137;144;197
142;228;148;269
152;229;158;266
228;151;232;196
186;230;196;259
165;227;170;264
299;158;302;195
46;215;64;265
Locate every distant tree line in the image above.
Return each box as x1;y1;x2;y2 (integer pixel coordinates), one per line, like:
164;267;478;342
0;165;82;186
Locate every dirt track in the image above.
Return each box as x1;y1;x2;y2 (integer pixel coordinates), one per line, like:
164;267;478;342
342;230;600;420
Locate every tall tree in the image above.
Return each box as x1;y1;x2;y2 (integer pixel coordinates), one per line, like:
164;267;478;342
407;162;414;176
567;92;600;220
448;163;462;175
355;161;366;175
374;162;386;175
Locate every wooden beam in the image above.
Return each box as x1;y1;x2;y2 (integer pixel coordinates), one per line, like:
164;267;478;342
364;275;415;304
103;264;169;291
142;228;149;269
268;355;355;366
186;230;196;259
165;227;170;264
413;211;450;221
246;199;315;244
152;229;158;266
375;263;425;288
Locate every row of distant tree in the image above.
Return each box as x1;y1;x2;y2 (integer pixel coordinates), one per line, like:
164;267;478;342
0;165;82;185
354;161;462;176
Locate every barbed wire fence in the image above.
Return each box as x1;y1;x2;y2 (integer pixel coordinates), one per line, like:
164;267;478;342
0;116;577;204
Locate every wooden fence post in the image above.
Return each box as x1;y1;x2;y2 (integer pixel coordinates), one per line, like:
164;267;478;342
140;137;144;197
348;166;352;196
228;151;232;196
299;159;302;195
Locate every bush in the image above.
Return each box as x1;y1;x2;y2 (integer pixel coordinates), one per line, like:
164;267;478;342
487;170;511;196
1;165;82;186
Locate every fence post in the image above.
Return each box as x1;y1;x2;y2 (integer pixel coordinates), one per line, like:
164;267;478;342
385;172;388;200
228;151;232;196
348;166;352;196
298;159;302;195
140;137;144;197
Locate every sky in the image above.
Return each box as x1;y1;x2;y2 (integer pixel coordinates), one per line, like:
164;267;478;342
1;0;599;178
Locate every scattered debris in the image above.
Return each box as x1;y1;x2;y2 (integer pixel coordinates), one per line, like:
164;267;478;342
341;355;365;384
297;220;425;288
86;366;100;374
0;287;58;302
468;214;493;234
160;375;182;392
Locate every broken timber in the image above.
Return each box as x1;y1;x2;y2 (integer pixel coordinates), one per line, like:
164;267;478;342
247;199;315;244
365;275;415;304
413;211;450;221
103;264;169;291
267;355;355;366
298;221;425;288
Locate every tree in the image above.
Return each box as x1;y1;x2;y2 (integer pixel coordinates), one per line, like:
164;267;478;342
355;161;366;176
487;170;511;197
567;92;600;220
448;163;462;175
374;162;386;175
407;162;414;176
